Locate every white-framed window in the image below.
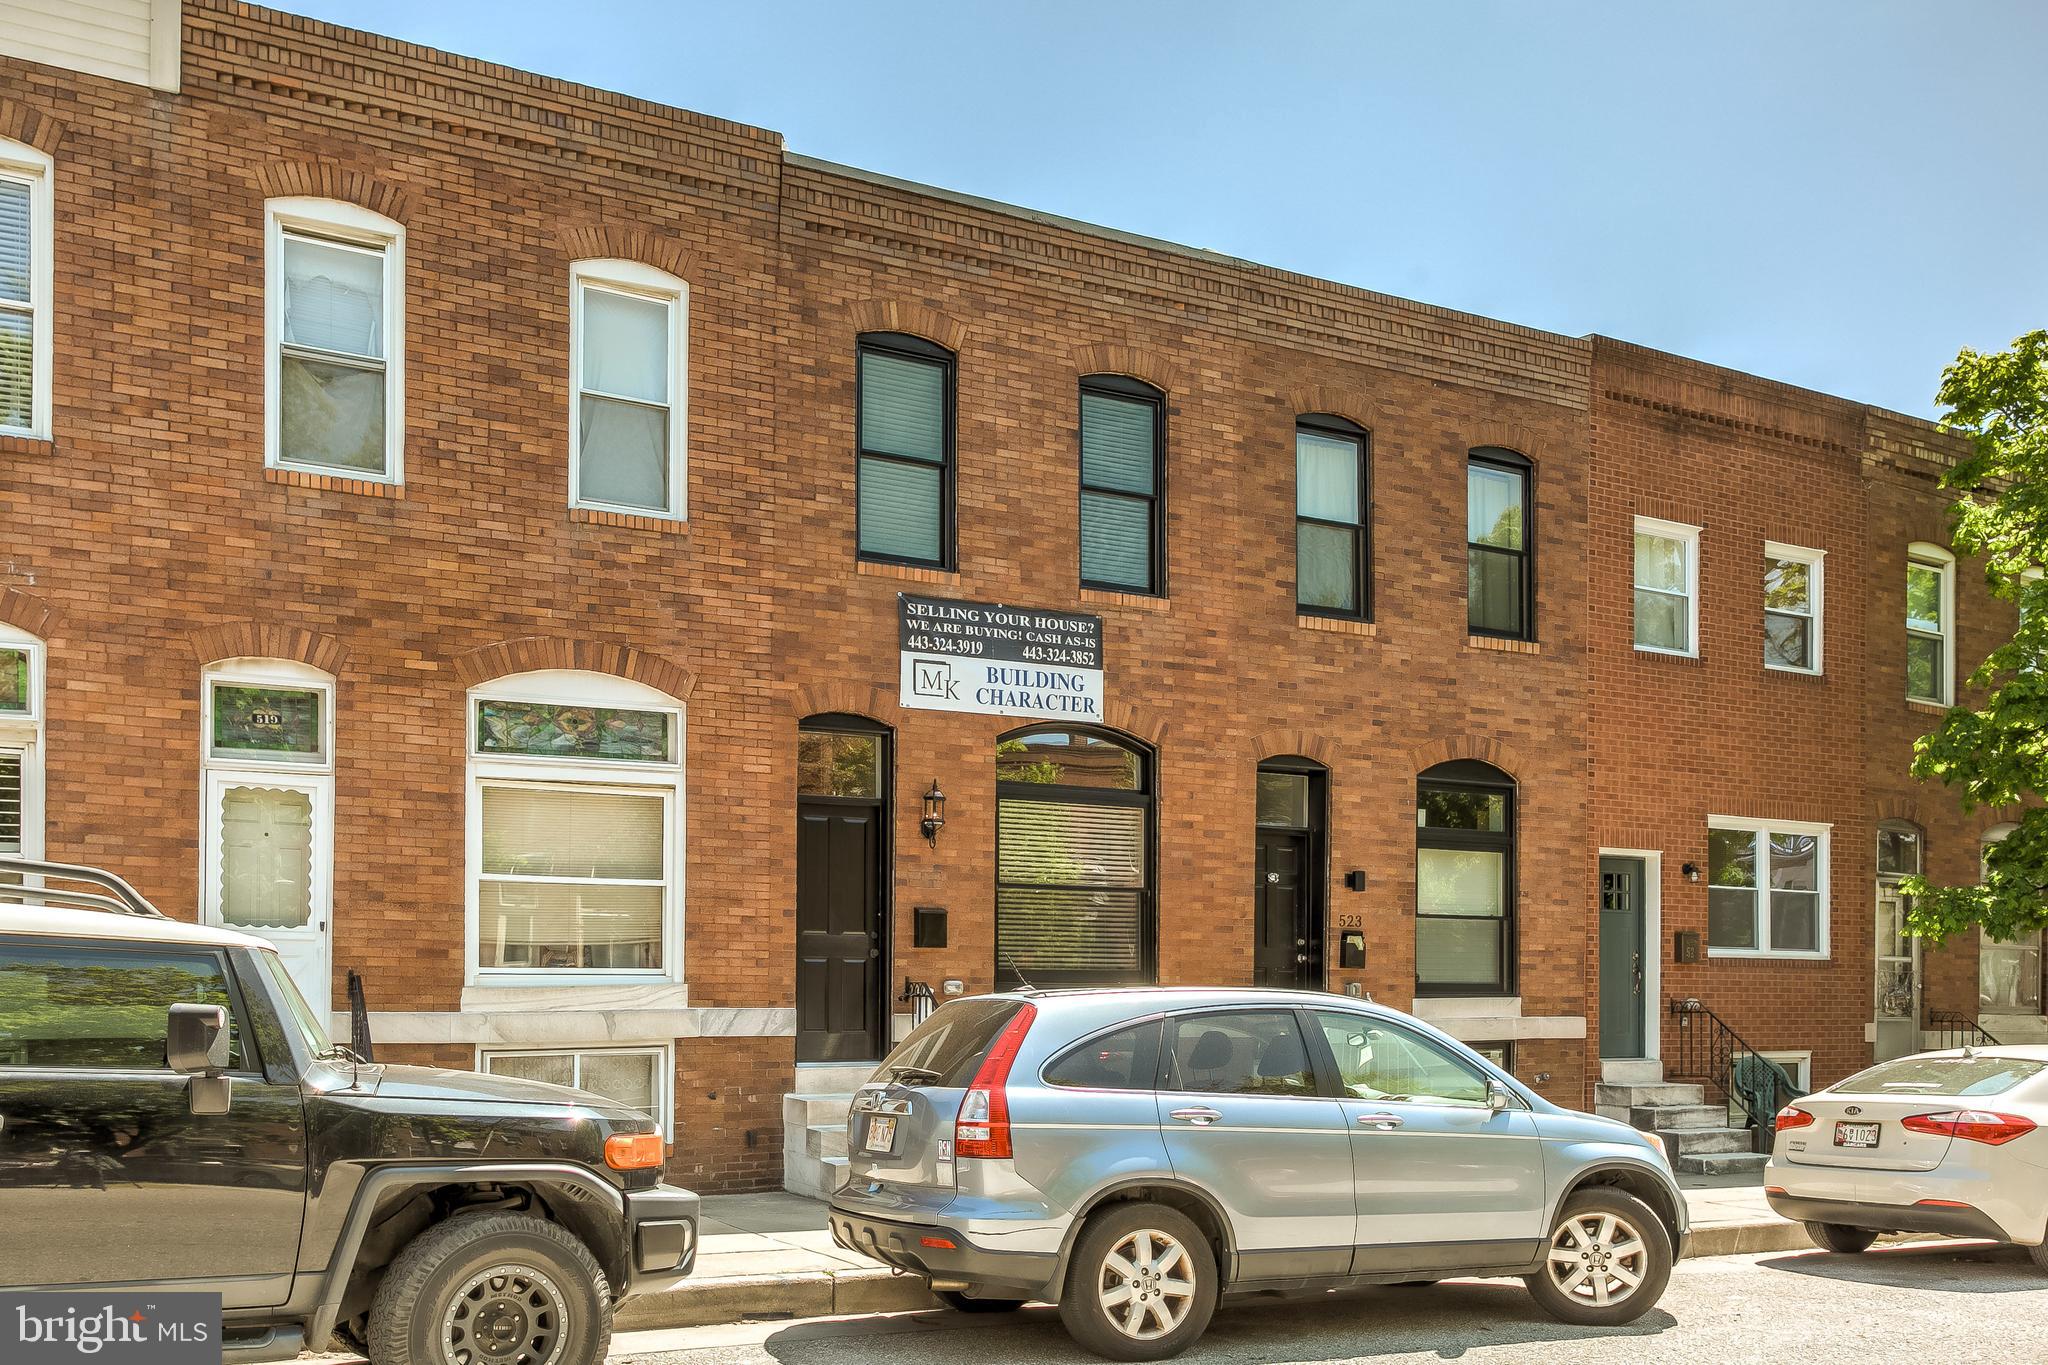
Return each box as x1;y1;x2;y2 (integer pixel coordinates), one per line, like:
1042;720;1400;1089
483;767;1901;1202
265;197;404;482
1706;816;1831;959
0;137;54;440
569;259;688;518
200;658;337;1016
480;1044;672;1137
1633;516;1700;656
466;670;685;987
1906;543;1955;704
1763;542;1824;673
1978;823;2039;1014
0;624;46;872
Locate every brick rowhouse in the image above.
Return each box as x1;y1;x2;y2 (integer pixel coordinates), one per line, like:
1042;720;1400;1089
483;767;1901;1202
0;1;2022;1192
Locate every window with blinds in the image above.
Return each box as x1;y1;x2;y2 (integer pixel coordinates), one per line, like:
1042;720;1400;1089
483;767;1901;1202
478;783;667;972
1079;379;1163;593
0;751;21;857
0;166;35;435
856;334;952;566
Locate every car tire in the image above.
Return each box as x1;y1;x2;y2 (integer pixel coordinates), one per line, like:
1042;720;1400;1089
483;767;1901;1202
1805;1222;1878;1254
1524;1188;1672;1327
368;1211;612;1365
1058;1202;1218;1362
934;1289;1028;1313
2025;1240;2048;1273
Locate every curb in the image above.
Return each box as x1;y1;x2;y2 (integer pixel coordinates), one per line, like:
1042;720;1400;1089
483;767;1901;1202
1681;1220;1813;1259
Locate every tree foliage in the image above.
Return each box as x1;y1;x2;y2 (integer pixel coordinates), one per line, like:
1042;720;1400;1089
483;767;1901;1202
1902;331;2048;945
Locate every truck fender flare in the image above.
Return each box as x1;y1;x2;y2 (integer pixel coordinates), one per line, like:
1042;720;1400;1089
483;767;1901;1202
307;1162;625;1347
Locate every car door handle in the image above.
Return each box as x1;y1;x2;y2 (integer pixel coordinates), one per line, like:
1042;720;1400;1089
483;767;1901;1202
1169;1106;1223;1126
1357;1112;1405;1130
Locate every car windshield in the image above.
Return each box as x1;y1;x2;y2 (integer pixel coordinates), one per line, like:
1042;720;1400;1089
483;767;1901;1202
1834;1054;2048;1098
871;999;1024;1086
256;949;334;1056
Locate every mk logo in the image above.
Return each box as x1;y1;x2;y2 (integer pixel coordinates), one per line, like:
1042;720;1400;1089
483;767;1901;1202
912;659;960;700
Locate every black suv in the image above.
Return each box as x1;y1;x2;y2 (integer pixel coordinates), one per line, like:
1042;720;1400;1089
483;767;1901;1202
0;860;699;1364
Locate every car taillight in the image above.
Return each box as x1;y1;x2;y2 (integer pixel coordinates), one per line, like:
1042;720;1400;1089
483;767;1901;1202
1776;1106;1815;1131
954;1003;1037;1160
1901;1110;2037;1145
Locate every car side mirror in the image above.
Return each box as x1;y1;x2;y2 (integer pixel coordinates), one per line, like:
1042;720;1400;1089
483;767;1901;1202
167;1003;234;1116
1487;1079;1513;1112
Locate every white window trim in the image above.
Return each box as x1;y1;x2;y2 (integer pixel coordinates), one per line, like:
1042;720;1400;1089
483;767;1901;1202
1705;815;1832;960
0;624;46;865
568;258;689;520
464;670;686;990
477;1042;673;1137
264;197;405;483
1633;516;1700;657
1906;542;1956;705
0;138;54;440
201;656;336;773
1763;541;1825;675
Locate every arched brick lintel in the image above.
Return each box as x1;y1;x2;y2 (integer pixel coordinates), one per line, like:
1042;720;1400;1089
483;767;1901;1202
1249;728;1337;767
452;637;694;701
255;162;412;223
847;300;969;354
1286;386;1389;433
1465;420;1556;467
189;621;347;675
1409;735;1528;781
1873;796;1922;826
793;682;902;726
0;100;67;155
0;589;58;641
556;223;698;283
1075;344;1183;398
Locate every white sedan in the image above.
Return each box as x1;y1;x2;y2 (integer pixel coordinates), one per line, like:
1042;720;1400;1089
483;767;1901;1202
1765;1045;2048;1265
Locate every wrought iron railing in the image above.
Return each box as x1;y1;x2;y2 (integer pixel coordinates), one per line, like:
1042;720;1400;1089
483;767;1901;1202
1667;998;1804;1152
1926;1009;2001;1050
900;978;937;1029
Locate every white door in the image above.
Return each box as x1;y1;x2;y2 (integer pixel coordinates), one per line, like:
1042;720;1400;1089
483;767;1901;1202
204;770;333;1017
1874;884;1920;1062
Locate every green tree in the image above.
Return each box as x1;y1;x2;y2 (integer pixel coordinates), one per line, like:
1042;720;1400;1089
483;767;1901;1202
1902;331;2048;945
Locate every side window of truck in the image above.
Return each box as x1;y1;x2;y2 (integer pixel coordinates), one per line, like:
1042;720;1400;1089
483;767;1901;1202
0;939;246;1071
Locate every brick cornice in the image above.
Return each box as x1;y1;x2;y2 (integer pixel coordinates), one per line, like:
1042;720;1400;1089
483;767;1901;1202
254;161;413;223
555;224;697;282
846;300;967;354
1248;728;1336;767
189;621;347;675
451;636;693;701
0;589;58;640
1285;385;1388;432
0;100;67;155
1075;344;1182;397
1409;735;1528;780
792;682;901;725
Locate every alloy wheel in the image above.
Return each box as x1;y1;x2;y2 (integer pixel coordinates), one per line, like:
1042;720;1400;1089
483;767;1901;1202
442;1263;570;1365
1545;1210;1649;1308
1096;1227;1198;1341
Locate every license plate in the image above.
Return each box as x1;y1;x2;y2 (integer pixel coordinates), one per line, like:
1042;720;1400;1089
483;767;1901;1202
864;1115;898;1154
1835;1121;1881;1148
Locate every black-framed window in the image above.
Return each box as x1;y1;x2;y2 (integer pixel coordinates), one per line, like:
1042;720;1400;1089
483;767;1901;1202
1467;448;1533;640
856;333;954;567
1079;376;1164;594
1415;759;1516;995
995;725;1155;987
1295;415;1370;618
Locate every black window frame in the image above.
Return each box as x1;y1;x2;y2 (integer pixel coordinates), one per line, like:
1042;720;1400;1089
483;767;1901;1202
1078;374;1166;596
1415;759;1518;997
1466;447;1536;642
1293;414;1372;620
855;332;956;570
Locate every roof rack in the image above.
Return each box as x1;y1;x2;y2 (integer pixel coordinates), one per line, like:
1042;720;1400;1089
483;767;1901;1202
0;857;170;919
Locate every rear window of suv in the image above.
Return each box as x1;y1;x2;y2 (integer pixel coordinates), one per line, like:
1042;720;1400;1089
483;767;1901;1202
1835;1054;2048;1098
872;999;1025;1087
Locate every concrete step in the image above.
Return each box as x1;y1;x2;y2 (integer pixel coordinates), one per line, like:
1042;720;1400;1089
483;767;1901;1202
792;1063;876;1094
1595;1104;1632;1124
806;1122;847;1160
782;1148;849;1200
1599;1058;1665;1086
1596;1081;1706;1109
1663;1126;1754;1156
1631;1103;1730;1131
782;1092;855;1129
1672;1149;1770;1177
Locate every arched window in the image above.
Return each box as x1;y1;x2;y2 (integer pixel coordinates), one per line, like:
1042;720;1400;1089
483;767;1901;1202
857;332;955;567
1079;375;1165;594
1978;823;2038;1014
0;625;46;873
996;726;1153;987
570;258;689;518
795;713;892;1062
467;669;684;984
1416;759;1515;993
1255;756;1328;988
1467;448;1534;640
1906;542;1955;704
201;657;335;1014
1295;415;1371;619
0;136;53;439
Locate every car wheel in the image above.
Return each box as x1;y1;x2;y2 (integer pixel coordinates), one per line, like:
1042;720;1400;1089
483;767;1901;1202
1805;1222;1878;1254
1057;1203;1218;1362
368;1211;612;1365
2025;1241;2048;1274
1524;1188;1672;1327
934;1289;1028;1313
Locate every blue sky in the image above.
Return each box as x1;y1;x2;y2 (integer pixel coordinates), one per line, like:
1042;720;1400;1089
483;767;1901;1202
287;1;2047;417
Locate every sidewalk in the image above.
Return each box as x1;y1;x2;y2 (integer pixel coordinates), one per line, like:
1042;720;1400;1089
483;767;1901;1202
617;1176;1812;1332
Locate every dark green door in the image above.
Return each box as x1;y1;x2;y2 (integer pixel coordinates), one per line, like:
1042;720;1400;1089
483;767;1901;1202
1598;857;1645;1058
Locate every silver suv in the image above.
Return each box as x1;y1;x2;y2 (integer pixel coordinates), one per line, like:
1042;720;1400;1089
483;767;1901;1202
829;988;1685;1360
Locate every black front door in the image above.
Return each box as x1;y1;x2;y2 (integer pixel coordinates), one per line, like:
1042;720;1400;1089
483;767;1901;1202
1254;828;1311;987
796;798;883;1062
1598;856;1646;1058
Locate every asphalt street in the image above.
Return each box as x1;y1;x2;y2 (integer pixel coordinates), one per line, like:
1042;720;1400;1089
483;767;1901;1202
609;1240;2048;1365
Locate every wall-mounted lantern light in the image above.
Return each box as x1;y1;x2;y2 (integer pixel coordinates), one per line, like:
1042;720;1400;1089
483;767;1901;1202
1681;862;1701;883
921;780;947;847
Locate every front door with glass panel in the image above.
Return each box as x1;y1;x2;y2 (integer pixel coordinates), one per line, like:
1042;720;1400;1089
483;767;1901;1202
1598;857;1646;1058
1874;824;1922;1063
204;771;331;1017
